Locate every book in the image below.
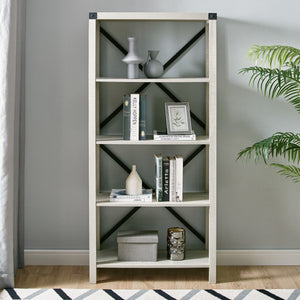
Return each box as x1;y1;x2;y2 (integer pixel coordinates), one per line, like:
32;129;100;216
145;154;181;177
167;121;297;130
139;95;146;140
130;94;140;141
153;130;196;141
110;189;152;202
162;157;170;201
154;154;163;202
123;95;131;140
175;154;183;202
169;157;176;202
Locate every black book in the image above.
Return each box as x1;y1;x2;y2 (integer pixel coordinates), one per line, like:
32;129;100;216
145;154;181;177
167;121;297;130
162;156;170;201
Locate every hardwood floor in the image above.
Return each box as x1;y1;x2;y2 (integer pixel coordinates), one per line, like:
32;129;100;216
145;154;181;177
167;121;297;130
15;266;300;289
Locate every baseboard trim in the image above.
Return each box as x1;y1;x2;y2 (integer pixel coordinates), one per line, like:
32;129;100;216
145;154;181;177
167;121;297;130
24;250;89;266
24;249;300;266
217;250;300;266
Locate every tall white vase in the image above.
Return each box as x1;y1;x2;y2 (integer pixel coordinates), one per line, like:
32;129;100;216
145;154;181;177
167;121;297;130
122;37;143;79
126;165;142;195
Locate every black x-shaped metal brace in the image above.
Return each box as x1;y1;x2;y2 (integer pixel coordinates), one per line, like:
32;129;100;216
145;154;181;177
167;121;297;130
98;25;207;245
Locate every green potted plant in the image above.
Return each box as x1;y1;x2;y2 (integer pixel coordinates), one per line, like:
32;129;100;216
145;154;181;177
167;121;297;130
237;45;300;182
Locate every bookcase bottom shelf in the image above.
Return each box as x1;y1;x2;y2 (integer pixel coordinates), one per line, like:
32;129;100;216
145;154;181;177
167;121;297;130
96;249;209;268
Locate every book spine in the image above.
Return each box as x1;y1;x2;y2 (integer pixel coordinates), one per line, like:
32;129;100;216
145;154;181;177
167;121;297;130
139;95;146;140
175;154;183;202
130;94;139;141
123;95;131;140
169;157;176;202
162;157;170;201
154;154;163;202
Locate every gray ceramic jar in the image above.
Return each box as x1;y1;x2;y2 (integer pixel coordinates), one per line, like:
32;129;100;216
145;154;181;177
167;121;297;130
144;50;164;78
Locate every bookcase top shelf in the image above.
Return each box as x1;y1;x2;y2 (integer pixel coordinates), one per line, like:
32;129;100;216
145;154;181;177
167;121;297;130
96;77;210;83
90;12;217;21
96;135;210;145
97;192;210;207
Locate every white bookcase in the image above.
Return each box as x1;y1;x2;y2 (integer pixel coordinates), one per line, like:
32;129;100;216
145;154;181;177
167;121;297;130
89;12;217;284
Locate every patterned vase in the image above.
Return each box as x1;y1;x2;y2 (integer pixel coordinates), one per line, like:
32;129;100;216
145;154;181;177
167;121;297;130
167;227;185;260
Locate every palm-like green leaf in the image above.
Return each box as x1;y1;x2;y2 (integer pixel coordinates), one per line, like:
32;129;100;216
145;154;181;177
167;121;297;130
237;132;300;164
238;45;300;183
271;163;300;183
247;45;300;68
239;65;300;113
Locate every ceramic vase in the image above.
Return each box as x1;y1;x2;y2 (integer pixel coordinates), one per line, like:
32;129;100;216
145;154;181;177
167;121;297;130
126;165;142;195
144;50;164;78
122;37;143;79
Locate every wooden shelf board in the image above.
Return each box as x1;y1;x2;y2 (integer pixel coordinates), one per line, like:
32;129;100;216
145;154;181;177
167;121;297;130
96;192;210;207
96;77;209;83
95;12;210;21
96;135;210;145
96;249;209;268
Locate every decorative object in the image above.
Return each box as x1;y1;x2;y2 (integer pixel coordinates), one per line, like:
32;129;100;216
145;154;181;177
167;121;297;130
144;50;164;78
237;45;300;183
122;37;143;79
126;165;142;195
165;102;192;135
167;227;185;260
117;231;158;261
2;289;300;300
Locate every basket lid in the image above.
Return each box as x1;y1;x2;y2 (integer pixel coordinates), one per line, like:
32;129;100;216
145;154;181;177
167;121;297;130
117;230;158;243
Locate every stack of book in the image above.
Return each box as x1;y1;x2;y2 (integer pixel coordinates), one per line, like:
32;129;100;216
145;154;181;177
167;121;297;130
154;154;183;202
110;189;153;202
123;94;146;141
153;130;196;141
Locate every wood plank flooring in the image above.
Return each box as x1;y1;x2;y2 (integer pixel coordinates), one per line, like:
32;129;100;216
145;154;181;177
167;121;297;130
15;266;300;289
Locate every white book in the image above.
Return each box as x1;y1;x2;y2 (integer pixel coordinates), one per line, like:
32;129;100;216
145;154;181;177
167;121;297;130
175;154;183;202
110;189;152;202
154;154;163;202
130;94;140;141
153;130;196;141
169;157;176;202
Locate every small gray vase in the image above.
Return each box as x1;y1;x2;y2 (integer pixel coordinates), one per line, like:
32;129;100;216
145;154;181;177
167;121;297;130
144;50;164;78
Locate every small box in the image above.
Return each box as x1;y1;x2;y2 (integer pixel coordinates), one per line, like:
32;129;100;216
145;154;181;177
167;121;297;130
117;230;158;261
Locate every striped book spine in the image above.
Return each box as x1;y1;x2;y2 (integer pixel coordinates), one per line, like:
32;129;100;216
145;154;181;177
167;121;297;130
123;95;130;140
139;95;146;140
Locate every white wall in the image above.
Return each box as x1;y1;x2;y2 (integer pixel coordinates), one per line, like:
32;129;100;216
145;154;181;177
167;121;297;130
24;0;300;251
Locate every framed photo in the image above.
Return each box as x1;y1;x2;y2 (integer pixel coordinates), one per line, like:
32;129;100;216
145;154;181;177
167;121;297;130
165;102;192;134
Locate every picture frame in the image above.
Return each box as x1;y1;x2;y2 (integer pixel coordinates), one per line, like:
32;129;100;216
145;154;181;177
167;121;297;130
165;102;192;135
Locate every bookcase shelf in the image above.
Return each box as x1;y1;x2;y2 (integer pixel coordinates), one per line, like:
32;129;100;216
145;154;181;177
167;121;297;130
97;192;210;207
97;249;209;268
96;77;210;83
96;135;210;145
89;12;217;284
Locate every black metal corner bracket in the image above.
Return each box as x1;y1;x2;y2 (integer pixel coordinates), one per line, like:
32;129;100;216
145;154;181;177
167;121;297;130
89;12;97;19
208;13;217;20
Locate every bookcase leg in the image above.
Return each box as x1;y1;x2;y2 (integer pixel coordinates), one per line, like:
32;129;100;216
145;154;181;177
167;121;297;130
89;266;97;284
209;265;216;284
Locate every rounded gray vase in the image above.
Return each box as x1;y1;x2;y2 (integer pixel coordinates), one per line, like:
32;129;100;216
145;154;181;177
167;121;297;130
144;50;163;78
